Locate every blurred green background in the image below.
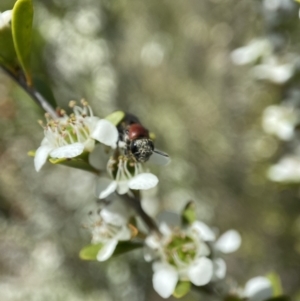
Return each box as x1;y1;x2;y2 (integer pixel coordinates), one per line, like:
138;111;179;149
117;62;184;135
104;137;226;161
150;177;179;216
0;0;300;300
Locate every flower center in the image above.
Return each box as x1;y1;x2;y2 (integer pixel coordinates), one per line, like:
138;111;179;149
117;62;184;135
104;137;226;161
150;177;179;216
42;100;94;148
91;219;122;243
164;233;198;267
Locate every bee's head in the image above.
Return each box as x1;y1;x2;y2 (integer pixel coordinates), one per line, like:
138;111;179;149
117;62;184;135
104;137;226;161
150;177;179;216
130;138;154;162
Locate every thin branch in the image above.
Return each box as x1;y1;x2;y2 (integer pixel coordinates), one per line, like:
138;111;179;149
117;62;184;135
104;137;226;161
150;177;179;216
0;66;58;119
120;193;161;235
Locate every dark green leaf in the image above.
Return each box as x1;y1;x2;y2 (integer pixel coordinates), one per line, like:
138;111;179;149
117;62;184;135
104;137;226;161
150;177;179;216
11;0;33;86
173;281;191;298
104;111;125;126
0;16;18;71
33;77;57;108
181;201;197;225
112;241;143;256
79;243;103;261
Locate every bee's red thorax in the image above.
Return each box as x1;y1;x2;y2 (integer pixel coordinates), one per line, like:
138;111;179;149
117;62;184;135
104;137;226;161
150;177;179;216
128;123;149;140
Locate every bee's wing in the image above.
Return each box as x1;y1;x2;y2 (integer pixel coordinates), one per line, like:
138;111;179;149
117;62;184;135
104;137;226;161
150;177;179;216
149;149;170;166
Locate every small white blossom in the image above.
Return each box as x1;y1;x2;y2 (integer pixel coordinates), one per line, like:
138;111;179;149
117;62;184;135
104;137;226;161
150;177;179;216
34;100;118;172
145;221;214;299
231;39;272;65
87;200;133;261
262;105;299;141
0;10;12;29
268;155;300;183
243;276;273;301
214;229;242;254
95;155;158;199
251;57;294;84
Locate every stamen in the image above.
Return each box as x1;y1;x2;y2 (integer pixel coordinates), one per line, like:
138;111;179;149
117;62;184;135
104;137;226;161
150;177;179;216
69;100;76;108
124;160;133;178
38;120;44;127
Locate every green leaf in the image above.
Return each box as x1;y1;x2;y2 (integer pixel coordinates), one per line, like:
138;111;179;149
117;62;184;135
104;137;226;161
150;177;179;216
79;243;103;260
0;14;18;71
79;241;143;261
33;77;57;108
267;273;283;296
49;156;100;174
112;241;143;256
173;281;191;298
11;0;33;86
104;111;125;126
181;201;197;225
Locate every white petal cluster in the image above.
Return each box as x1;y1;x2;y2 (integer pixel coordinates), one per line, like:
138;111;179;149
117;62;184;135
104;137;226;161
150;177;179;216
87;200;133;261
144;218;241;299
231;39;272;65
34;100;118;171
95;154;159;199
262;105;299;141
0;10;12;29
243;276;273;301
268;155;300;183
251;56;294;84
231;39;296;84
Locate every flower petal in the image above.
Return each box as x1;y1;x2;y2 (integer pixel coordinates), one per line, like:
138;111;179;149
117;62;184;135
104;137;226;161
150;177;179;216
0;10;12;28
34;145;53;172
215;230;241;254
145;234;161;250
244;276;272;301
91;119;119;148
191;221;216;241
96;239;118;261
153;263;178;298
213;258;226;279
96;178;117;199
116;181;129;195
159;222;173;236
116;226;132;241
187;257;213;286
128;173;159;190
49;143;84;159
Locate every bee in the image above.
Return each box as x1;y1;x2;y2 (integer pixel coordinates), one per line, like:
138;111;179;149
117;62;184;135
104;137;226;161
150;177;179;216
111;112;169;164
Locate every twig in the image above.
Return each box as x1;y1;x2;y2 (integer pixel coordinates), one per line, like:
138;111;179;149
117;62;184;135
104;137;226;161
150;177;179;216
0;66;58;119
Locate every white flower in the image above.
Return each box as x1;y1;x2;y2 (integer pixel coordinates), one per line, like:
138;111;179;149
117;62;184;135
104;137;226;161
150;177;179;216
88;200;133;261
0;10;12;29
262;105;299;141
268;155;300;183
251;56;294;84
231;39;272;65
34;100;118;172
214;229;242;254
243;276;273;301
145;221;214;299
211;229;241;281
96;156;158;199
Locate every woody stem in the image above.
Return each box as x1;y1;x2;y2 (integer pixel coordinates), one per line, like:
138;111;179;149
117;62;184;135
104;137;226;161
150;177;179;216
0;66;58;119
